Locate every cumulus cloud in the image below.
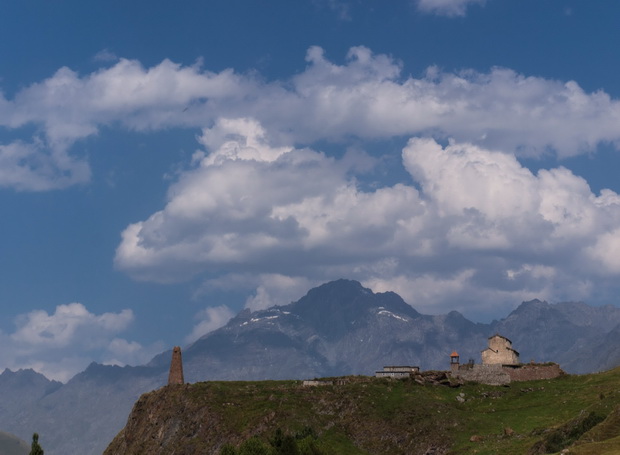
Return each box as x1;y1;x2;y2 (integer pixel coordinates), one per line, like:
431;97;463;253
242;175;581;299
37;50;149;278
114;119;620;318
4;46;620;317
416;0;487;17
114;117;426;281
3;46;620;189
244;274;317;311
2;303;159;382
185;305;235;343
193;273;316;312
11;302;132;347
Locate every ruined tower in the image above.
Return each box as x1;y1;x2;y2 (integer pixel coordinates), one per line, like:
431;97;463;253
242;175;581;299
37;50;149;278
168;346;185;385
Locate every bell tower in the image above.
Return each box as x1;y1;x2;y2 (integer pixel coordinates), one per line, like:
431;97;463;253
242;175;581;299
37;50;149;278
450;351;460;372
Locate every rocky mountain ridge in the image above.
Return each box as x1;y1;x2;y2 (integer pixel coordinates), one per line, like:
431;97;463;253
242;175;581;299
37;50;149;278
2;279;620;454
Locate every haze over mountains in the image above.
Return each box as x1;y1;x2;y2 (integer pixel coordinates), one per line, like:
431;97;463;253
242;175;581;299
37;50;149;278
3;279;620;454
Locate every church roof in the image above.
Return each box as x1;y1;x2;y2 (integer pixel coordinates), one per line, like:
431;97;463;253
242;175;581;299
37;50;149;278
488;333;513;344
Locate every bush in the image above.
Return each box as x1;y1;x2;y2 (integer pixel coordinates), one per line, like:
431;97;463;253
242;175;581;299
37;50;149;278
220;427;325;455
239;437;272;455
220;444;238;455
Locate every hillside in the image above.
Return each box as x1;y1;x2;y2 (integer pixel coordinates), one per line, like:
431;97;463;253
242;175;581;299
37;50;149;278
0;431;29;455
5;279;620;454
105;368;620;455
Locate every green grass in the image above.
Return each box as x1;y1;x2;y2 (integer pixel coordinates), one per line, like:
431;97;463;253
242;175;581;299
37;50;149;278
208;371;620;454
106;368;620;454
442;370;620;455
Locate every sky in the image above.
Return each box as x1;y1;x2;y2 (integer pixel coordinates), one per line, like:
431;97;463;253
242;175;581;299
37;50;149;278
2;0;620;381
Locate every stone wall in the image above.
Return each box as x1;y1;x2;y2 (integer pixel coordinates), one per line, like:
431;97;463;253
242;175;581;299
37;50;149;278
504;363;564;381
452;363;564;386
302;380;333;387
453;364;511;386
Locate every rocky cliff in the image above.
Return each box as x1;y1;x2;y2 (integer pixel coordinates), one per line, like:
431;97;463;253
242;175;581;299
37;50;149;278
104;368;620;455
103;378;456;455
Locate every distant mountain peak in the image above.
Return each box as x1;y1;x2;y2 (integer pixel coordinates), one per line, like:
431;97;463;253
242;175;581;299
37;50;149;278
507;299;550;316
521;298;548;306
0;368;59;386
303;278;370;297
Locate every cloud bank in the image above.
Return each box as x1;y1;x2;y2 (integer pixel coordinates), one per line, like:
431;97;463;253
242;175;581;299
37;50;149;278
3;47;620;190
3;45;620;323
1;303;161;382
115;117;620;318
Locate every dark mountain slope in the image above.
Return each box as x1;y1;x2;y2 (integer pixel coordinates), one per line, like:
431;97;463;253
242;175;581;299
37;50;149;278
492;299;620;373
0;364;165;455
0;430;28;455
183;279;488;381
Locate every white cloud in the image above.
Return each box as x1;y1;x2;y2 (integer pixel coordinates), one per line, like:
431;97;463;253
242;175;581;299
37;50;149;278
197;117;292;165
4;47;620;189
2;303;157;382
586;228;620;275
244;274;316;311
114;117;428;282
0;140;90;191
185;305;235;343
3;46;620;317
93;49;118;63
115;122;620;318
103;338;164;368
416;0;487;17
11;303;133;347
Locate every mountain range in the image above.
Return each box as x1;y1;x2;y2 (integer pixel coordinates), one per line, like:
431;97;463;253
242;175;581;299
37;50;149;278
3;279;620;454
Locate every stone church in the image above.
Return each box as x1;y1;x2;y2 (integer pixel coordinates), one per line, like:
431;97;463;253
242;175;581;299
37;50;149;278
481;334;520;365
450;334;562;385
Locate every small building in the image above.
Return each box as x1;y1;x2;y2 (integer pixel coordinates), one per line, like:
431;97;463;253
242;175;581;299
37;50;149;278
481;334;519;365
375;365;419;378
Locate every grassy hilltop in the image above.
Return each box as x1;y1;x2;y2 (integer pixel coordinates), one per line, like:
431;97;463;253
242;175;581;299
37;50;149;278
105;368;620;455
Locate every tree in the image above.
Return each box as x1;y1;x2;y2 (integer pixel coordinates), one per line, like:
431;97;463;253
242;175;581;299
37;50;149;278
30;433;44;455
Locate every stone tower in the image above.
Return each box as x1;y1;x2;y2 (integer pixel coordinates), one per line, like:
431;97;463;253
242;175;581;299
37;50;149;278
168;346;185;385
450;351;460;372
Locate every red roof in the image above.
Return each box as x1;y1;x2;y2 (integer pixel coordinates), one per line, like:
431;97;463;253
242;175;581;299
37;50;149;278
450;351;459;357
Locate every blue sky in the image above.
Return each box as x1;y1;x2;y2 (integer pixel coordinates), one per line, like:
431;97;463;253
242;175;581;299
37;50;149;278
2;0;620;381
